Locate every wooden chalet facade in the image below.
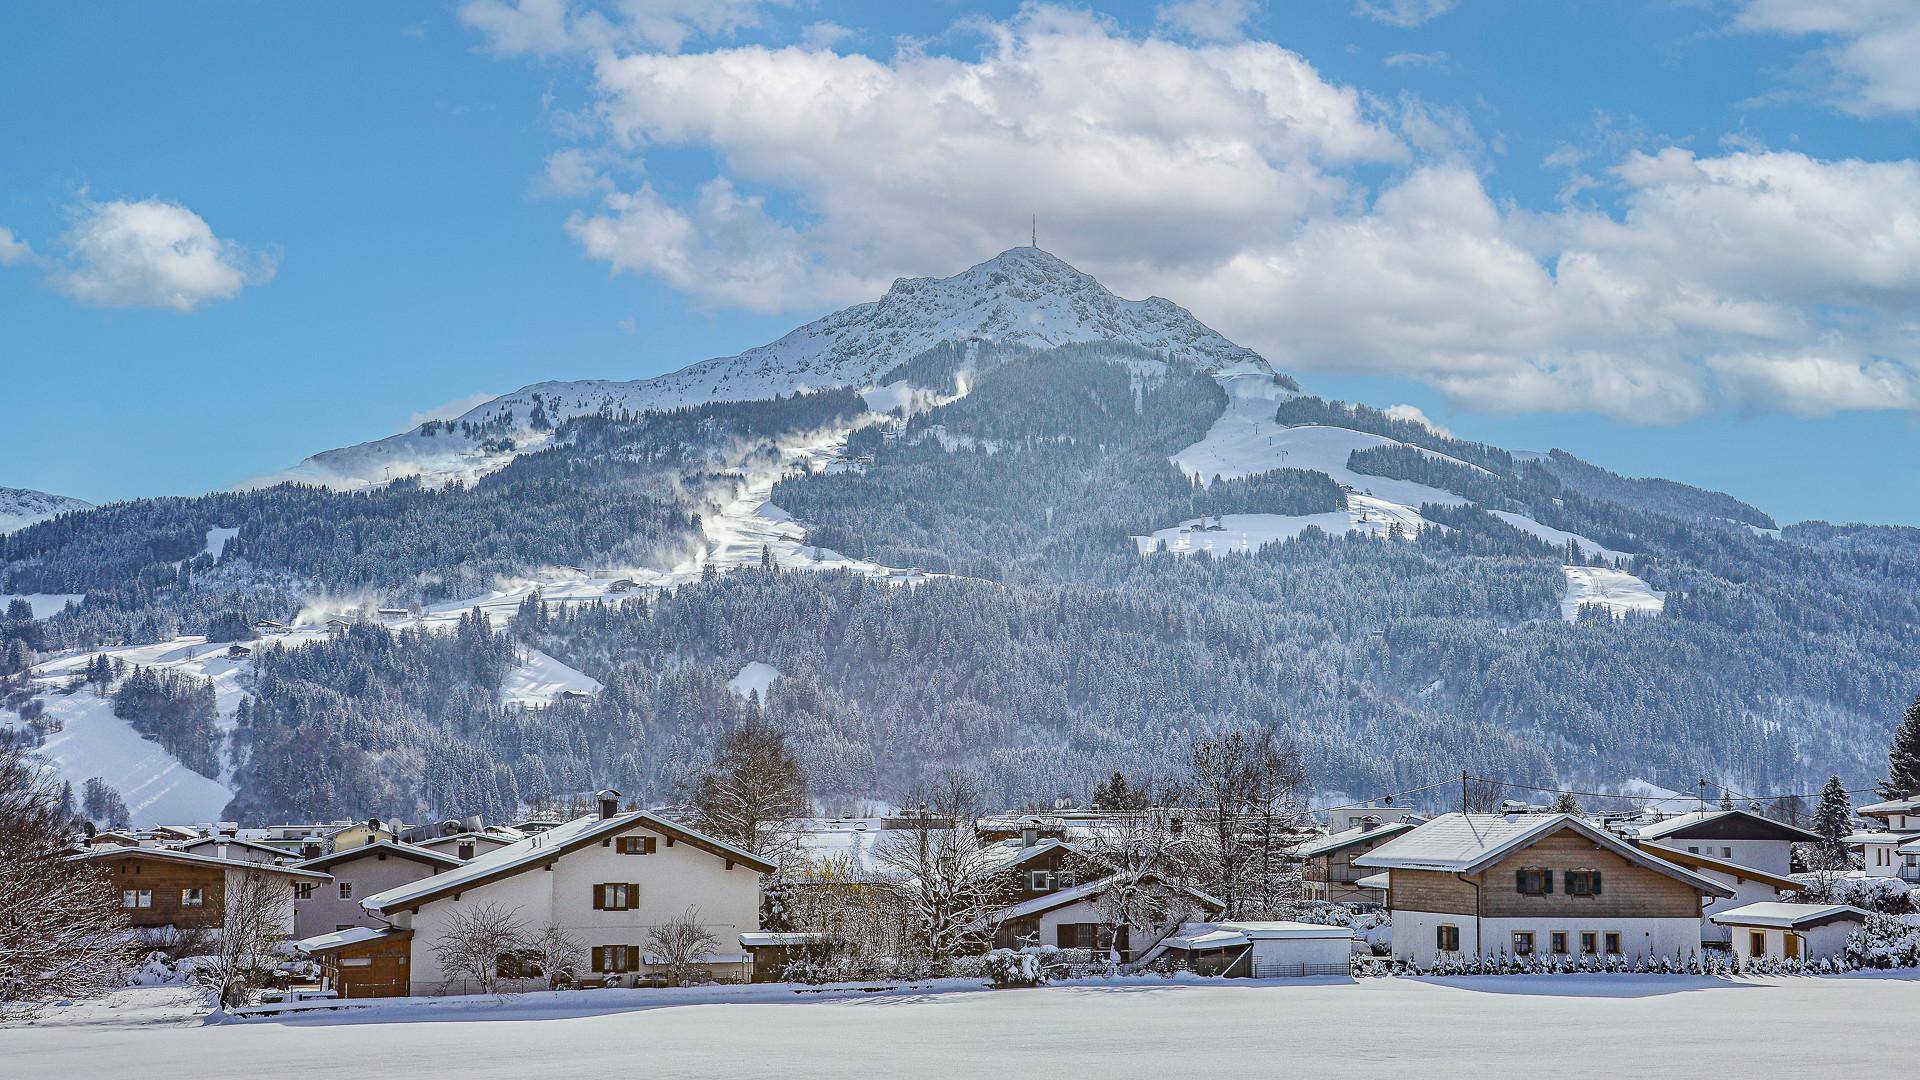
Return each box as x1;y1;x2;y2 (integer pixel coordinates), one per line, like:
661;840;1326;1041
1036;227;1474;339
1355;813;1733;966
71;847;329;932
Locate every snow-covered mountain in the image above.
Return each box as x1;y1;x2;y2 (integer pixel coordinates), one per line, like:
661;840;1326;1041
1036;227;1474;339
0;486;91;534
260;247;1284;489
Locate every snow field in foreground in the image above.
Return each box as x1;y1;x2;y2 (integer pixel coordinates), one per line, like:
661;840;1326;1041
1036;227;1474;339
5;975;1919;1080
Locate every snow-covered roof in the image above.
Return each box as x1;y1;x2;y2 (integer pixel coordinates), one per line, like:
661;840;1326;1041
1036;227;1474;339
1353;813;1733;897
1856;796;1920;816
1708;902;1869;929
360;809;773;914
295;838;466;871
738;933;826;948
1843;831;1906;847
175;835;305;860
1353;872;1391;890
1163;921;1354;950
1633;809;1819;843
68;845;333;879
987;871;1223;924
1295;821;1418;859
295;925;407;954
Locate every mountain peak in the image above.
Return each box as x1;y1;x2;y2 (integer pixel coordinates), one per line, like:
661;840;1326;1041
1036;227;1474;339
0;486;92;534
268;249;1282;489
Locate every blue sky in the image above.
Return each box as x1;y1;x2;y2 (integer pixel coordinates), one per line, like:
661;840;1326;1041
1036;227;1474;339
2;1;1916;524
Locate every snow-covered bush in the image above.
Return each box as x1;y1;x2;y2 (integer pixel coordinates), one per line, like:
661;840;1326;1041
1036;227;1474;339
984;949;1048;988
1846;913;1920;969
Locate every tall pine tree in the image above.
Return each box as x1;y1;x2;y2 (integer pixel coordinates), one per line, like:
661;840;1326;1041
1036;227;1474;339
1811;775;1854;871
1881;694;1920;799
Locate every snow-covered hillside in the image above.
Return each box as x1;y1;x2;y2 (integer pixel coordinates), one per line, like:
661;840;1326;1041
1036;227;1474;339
260;247;1279;490
0;485;90;533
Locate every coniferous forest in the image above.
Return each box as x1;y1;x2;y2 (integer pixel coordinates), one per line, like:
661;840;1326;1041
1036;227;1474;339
5;342;1920;820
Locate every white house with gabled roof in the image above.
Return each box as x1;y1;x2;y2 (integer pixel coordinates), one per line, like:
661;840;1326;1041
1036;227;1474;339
1631;808;1819;877
359;791;774;994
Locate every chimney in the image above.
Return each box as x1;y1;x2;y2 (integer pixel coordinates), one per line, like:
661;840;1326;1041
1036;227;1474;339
1021;826;1038;848
597;789;621;820
1360;815;1381;832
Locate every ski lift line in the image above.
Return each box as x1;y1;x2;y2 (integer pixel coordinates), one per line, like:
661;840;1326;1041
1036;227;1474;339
1462;774;1883;806
1306;778;1461;816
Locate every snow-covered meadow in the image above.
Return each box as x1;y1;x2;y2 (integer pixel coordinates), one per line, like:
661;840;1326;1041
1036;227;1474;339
4;974;1917;1079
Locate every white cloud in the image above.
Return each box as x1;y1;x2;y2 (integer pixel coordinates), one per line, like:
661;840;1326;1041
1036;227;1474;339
1353;0;1457;28
406;391;502;429
483;4;1920;422
569;7;1402;311
1735;0;1920;115
459;0;778;56
798;21;857;50
1708;348;1920;415
1382;404;1451;435
1155;0;1258;41
0;226;31;265
54;198;273;312
1384;50;1449;68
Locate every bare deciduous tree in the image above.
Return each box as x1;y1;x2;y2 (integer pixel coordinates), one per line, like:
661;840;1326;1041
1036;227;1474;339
1084;808;1204;961
683;714;810;864
872;771;997;965
645;906;720;987
0;745;136;1018
428;902;528;996
1176;728;1309;918
523;923;586;989
201;867;293;1009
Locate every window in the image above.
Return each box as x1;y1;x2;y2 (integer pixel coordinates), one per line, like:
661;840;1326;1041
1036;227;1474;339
1057;923;1123;951
1511;931;1535;956
1514;867;1552;895
1721;847;1733;859
1603;932;1622;956
122;889;152;909
1687;846;1700;854
1580;932;1598;955
615;836;657;855
1436;924;1460;952
1028;870;1054;892
1750;931;1766;956
1550;932;1568;955
593;883;639;911
497;950;544;979
591;945;641;973
1565;869;1603;896
180;887;204;908
338;881;354;900
293;882;315;900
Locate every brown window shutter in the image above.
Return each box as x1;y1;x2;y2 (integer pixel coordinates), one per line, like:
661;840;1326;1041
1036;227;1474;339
629;883;640;910
592;884;605;910
645;836;657;854
590;946;604;973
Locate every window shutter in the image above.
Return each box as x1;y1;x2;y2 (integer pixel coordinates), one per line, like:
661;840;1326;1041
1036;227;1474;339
629;883;640;910
1515;869;1525;892
591;946;605;973
592;884;605;910
1591;870;1601;894
1542;869;1553;894
644;836;657;854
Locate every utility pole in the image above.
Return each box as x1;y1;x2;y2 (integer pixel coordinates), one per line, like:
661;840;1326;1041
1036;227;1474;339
1461;771;1469;816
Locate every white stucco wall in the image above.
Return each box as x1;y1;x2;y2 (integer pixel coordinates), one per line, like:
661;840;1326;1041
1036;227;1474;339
1648;838;1793;877
1727;921;1860;963
1694;871;1790;944
400;824;760;993
1246;935;1352;973
1390;911;1701;966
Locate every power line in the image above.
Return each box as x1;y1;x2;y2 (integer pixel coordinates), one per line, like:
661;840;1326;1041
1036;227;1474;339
1463;774;1882;806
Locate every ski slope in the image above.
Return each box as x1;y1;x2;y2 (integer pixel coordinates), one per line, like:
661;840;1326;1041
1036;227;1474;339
1491;511;1632;562
1561;565;1666;621
728;661;783;698
1133;494;1437;556
500;648;602;707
